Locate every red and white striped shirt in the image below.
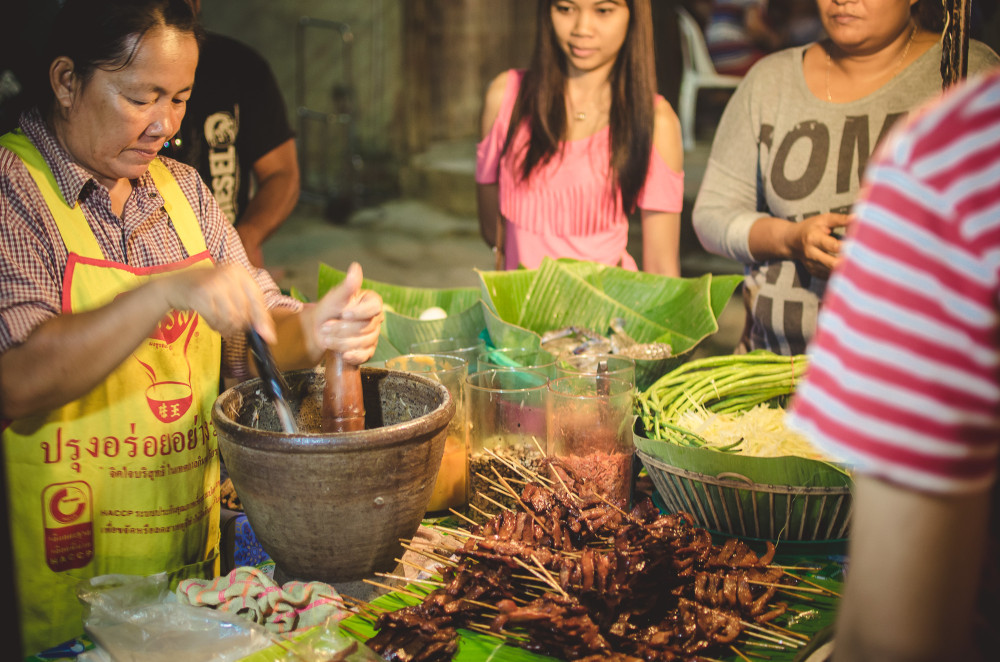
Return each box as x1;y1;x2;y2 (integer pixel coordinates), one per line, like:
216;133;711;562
789;70;1000;494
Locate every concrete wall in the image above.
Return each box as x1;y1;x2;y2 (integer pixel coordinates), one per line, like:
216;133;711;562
200;0;397;149
199;0;536;205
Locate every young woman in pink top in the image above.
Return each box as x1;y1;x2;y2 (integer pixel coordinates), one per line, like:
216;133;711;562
476;0;684;276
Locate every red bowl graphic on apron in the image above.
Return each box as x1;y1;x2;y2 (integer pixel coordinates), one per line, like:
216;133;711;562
146;381;194;423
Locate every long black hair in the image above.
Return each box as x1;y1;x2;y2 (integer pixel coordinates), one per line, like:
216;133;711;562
33;0;203;110
501;0;657;214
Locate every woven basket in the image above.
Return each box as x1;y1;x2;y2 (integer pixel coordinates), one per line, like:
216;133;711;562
638;449;852;542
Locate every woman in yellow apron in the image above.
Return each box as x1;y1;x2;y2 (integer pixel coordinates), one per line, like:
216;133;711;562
0;1;383;656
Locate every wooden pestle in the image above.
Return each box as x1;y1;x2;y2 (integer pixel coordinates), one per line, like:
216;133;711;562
322;350;365;432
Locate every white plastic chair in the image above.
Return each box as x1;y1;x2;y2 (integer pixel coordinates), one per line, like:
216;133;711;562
676;7;743;151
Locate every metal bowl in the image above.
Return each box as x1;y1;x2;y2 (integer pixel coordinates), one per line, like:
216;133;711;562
213;366;454;583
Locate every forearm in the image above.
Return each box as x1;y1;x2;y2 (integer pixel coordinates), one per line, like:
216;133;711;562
477;183;500;247
236;170;299;249
268;305;323;372
0;281;171;419
693;80;768;265
746;215;796;262
235;140;300;265
833;475;990;662
641;211;681;277
692;158;768;265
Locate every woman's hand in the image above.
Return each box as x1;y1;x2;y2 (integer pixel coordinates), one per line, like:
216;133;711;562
156;263;276;342
1;265;274;419
784;212;851;279
303;262;384;365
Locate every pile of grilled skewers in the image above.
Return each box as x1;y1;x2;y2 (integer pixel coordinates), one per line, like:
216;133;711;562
350;453;832;661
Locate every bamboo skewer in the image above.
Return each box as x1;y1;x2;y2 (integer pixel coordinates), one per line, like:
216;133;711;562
766;621;810;642
428;524;483;540
449;507;480;527
781;570;842;597
529;554;565;597
746;579;828;594
741;627;803;648
477;491;514;514
396;556;436;576
512;556;569;599
591;490;629;517
376;572;444;588
467;502;496;521
740;619;808;644
744;640;787;650
362;579;428;601
399;541;456;567
473;470;516;498
489;465;550;531
486;446;553;486
465;622;531;643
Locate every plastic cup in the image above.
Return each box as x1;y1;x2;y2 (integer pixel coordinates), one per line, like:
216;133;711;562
547;375;635;508
410;337;486;374
385;354;469;513
554;353;636;390
477;347;557;378
465;368;548;521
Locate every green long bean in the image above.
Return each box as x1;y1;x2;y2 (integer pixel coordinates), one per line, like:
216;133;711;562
636;352;808;446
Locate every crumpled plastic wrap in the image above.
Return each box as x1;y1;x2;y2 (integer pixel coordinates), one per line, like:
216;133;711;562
279;618;385;661
73;572;384;662
75;573;273;662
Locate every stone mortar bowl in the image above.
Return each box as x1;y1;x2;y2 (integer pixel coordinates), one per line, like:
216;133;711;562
213;366;454;583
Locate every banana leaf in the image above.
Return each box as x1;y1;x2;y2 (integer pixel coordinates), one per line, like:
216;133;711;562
476;258;742;390
633;423;852;488
318;263;484;361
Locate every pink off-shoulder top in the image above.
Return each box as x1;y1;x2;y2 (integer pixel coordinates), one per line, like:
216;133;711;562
476;70;683;270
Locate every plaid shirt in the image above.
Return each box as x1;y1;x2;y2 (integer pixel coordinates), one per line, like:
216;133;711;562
0;109;301;379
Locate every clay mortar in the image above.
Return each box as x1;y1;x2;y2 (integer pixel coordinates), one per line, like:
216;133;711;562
213;367;454;583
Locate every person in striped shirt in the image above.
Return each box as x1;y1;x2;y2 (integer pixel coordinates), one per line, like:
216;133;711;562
789;69;1000;661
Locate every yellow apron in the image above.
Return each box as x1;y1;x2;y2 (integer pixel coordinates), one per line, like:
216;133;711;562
1;131;222;657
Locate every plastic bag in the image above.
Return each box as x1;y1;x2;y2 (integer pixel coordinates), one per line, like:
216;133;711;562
277;616;384;662
75;573;274;662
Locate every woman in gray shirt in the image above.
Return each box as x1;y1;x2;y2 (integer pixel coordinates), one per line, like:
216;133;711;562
693;0;998;355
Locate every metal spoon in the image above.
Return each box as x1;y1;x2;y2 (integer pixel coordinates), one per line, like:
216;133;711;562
246;328;298;434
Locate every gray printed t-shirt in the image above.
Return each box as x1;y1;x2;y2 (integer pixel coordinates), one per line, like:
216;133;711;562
693;40;1000;355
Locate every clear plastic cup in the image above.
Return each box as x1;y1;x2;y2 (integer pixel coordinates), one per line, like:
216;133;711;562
465;368;548;522
554;353;636;390
385;354;469;514
547;375;635;508
477;347;557;379
410;337;486;374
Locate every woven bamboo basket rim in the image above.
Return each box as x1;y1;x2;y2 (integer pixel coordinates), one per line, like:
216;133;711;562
637;449;851;496
637;448;853;542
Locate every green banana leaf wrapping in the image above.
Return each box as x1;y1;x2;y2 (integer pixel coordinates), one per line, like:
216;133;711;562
477;258;742;390
633;422;852;487
316;260;741;388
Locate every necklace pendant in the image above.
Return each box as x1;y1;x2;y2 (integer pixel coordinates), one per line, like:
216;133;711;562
574;112;586;121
